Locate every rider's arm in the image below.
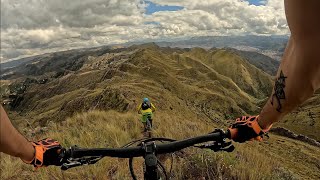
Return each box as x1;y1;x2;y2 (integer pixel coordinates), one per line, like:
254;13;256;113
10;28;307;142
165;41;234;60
151;103;156;112
1;105;65;167
258;0;320;129
0;105;35;162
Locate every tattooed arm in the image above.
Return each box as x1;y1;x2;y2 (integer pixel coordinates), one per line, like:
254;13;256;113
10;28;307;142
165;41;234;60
258;0;320;129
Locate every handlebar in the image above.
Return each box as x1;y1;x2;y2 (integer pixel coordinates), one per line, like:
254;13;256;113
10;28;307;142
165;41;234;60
64;146;144;158
62;129;230;160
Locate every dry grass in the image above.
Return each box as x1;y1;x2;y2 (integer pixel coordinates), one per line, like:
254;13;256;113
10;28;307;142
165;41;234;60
2;110;318;180
0;110;212;180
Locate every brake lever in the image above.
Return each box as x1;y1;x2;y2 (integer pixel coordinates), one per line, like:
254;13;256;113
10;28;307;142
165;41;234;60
197;141;235;152
61;156;103;170
61;161;82;170
194;129;235;152
210;141;234;152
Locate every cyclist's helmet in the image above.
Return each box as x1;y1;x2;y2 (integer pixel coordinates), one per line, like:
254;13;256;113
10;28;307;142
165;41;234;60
143;97;149;103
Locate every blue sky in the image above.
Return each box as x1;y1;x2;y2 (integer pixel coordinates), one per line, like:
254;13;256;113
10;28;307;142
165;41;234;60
247;0;266;6
145;0;265;15
145;1;184;15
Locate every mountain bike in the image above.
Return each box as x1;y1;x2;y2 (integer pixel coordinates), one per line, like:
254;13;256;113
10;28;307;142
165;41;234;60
140;113;153;138
60;129;234;180
144;116;153;138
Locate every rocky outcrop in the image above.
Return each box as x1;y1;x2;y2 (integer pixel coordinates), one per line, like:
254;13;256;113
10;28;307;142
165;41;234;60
270;127;320;147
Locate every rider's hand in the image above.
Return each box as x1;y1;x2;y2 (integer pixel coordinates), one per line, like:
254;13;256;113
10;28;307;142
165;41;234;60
22;138;63;168
228;116;269;143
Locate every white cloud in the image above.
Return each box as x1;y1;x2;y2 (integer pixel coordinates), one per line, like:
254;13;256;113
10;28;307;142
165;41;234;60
148;0;287;34
1;0;146;29
1;0;288;61
266;0;284;10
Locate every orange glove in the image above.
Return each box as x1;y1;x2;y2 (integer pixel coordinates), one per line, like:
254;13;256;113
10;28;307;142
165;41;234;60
22;138;63;168
228;116;270;143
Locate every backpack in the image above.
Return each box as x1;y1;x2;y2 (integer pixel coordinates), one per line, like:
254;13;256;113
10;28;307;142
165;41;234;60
141;102;151;110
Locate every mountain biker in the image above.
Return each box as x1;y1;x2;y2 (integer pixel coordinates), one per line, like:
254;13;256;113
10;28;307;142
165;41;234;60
228;0;320;142
0;0;319;168
137;98;156;131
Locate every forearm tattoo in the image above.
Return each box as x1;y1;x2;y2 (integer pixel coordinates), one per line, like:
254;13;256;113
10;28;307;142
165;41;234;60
271;70;287;112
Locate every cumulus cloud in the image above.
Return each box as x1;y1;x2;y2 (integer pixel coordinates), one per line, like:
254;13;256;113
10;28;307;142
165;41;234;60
1;0;146;29
148;0;287;34
0;0;288;62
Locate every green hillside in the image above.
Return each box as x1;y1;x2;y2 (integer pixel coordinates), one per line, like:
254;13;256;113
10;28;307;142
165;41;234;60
276;91;320;141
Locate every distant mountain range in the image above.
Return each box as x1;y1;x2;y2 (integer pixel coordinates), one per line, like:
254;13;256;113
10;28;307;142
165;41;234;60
156;35;288;51
1;35;288;72
130;35;288;61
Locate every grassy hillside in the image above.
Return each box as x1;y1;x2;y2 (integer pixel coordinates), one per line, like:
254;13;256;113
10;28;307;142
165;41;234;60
1;110;319;179
183;48;273;98
229;49;280;75
276;92;320;141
